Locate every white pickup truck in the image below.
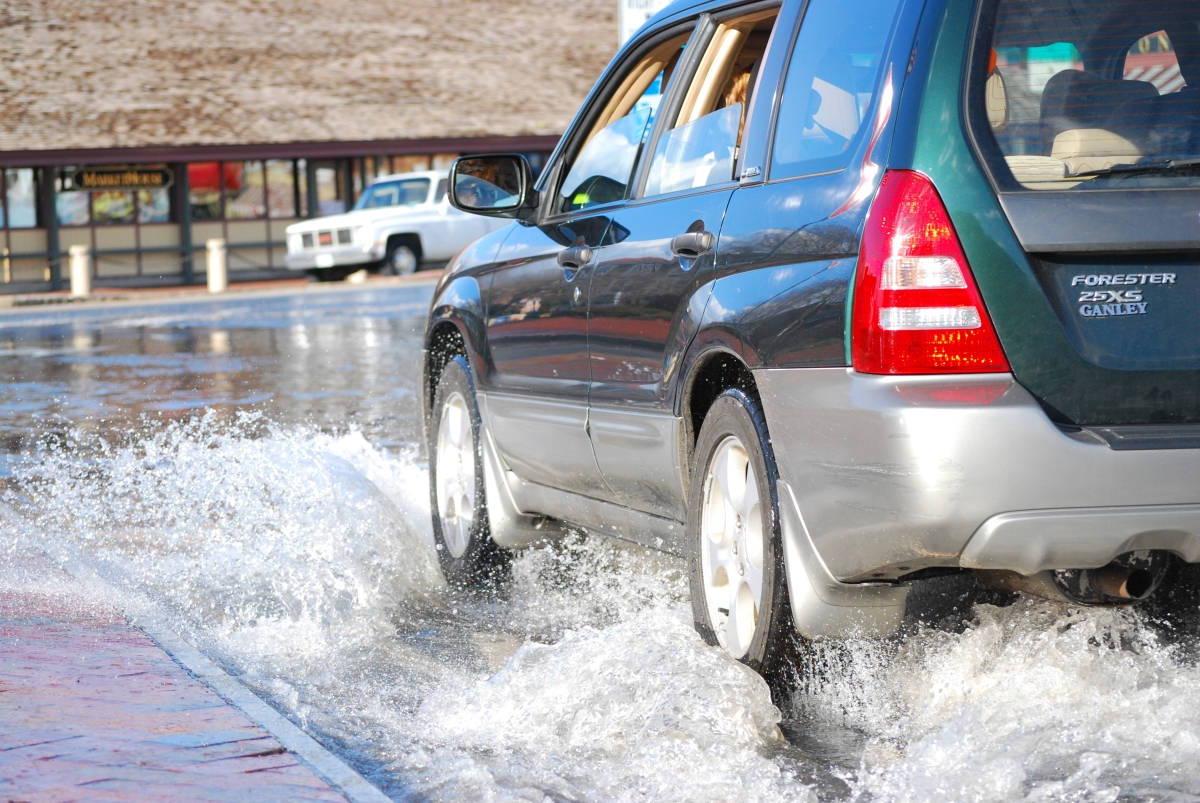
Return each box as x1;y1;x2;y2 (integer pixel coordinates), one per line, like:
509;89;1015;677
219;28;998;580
284;170;507;280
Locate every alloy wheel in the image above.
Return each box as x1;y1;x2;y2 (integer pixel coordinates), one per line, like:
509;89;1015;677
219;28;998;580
700;434;764;659
435;391;475;558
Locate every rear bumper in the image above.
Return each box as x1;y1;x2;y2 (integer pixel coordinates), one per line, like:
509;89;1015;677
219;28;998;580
756;367;1200;582
283;244;383;271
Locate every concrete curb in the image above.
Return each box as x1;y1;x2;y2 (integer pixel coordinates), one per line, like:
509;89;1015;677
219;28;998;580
62;560;393;803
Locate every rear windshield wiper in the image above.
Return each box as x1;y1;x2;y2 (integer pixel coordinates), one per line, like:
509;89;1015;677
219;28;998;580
1068;157;1200;179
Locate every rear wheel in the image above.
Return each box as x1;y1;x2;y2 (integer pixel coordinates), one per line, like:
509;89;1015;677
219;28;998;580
382;242;419;276
688;390;793;679
307;266;351;282
429;356;507;585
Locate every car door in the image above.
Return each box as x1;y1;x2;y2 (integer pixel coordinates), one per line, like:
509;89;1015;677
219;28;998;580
480;26;694;498
586;6;786;521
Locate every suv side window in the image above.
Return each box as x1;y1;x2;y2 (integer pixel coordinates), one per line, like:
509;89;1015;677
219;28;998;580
642;9;779;197
769;0;903;180
556;32;691;214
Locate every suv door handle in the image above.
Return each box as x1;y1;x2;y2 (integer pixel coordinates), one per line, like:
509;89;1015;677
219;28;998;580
671;230;715;258
557;245;593;270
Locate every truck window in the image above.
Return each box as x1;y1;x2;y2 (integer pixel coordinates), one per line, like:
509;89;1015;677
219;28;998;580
355;178;431;210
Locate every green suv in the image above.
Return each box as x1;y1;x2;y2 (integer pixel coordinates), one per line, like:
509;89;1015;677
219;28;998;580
425;0;1200;678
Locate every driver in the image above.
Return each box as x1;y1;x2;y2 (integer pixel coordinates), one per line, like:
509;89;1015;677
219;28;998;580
456;175;501;208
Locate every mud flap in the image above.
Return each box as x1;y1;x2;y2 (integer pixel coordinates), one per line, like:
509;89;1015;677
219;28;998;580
777;480;908;638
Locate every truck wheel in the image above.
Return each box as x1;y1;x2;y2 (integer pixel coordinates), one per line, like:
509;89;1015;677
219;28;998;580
688;389;793;679
308;267;348;283
383;243;418;276
429;356;508;586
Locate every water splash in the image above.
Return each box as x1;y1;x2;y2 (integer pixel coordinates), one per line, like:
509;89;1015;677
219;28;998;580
3;415;818;802
798;600;1200;802
9;412;442;636
409;609;815;803
10;413;1200;802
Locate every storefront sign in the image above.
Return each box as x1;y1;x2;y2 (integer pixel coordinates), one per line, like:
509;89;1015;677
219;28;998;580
72;167;174;191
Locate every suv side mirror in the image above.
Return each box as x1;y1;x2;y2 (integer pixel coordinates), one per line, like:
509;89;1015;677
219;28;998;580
448;155;538;220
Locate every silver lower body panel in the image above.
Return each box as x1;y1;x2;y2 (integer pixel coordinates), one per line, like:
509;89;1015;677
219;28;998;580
477;392;680;551
756;367;1200;581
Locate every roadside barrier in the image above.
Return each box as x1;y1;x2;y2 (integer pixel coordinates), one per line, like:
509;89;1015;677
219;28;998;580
207;238;228;293
68;244;91;297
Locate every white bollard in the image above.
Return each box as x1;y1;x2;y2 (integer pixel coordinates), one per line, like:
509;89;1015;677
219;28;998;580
206;239;228;294
68;244;91;297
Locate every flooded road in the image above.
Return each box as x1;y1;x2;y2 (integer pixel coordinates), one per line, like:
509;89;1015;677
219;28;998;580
4;281;1200;803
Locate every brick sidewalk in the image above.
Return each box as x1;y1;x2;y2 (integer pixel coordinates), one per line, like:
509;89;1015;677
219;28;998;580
0;554;351;803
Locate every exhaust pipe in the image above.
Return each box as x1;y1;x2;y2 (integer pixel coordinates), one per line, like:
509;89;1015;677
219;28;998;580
977;551;1168;606
1092;566;1156;600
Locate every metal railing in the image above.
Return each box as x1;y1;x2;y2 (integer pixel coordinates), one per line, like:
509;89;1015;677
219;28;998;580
0;239;292;289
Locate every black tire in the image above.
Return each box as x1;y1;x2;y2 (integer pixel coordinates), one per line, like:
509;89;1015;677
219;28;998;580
308;266;351;283
688;389;794;681
381;242;419;276
428;356;509;586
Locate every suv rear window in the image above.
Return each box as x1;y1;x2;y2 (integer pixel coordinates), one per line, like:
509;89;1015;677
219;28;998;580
975;0;1200;190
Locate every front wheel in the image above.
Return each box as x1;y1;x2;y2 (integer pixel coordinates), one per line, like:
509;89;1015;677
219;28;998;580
429;355;508;585
688;389;794;679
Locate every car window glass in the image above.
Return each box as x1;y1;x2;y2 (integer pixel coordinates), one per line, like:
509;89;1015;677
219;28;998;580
644;10;778;197
354;178;430;210
770;0;902;181
1125;31;1186;95
557;32;690;214
981;0;1200;190
435;179;448;203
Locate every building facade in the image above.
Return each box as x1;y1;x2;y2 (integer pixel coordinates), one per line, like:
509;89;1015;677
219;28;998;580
0;0;617;292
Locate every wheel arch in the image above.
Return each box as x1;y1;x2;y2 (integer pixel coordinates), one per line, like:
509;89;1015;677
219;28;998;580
383;232;423;261
680;346;760;460
424;275;488;433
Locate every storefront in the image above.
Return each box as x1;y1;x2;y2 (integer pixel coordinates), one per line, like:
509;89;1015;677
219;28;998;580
0;141;553;292
0;0;616;293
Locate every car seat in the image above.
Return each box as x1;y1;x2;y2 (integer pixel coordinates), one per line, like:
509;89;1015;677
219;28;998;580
1039;69;1159;149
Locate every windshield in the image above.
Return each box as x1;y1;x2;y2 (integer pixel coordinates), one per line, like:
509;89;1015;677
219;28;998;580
977;0;1200;190
354;179;431;210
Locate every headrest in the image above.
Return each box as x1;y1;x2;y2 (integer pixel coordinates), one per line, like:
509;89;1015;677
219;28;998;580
1041;69;1160;124
1050;128;1142;173
986;71;1008;130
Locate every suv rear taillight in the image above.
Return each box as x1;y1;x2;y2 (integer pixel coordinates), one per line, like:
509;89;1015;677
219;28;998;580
851;170;1010;375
